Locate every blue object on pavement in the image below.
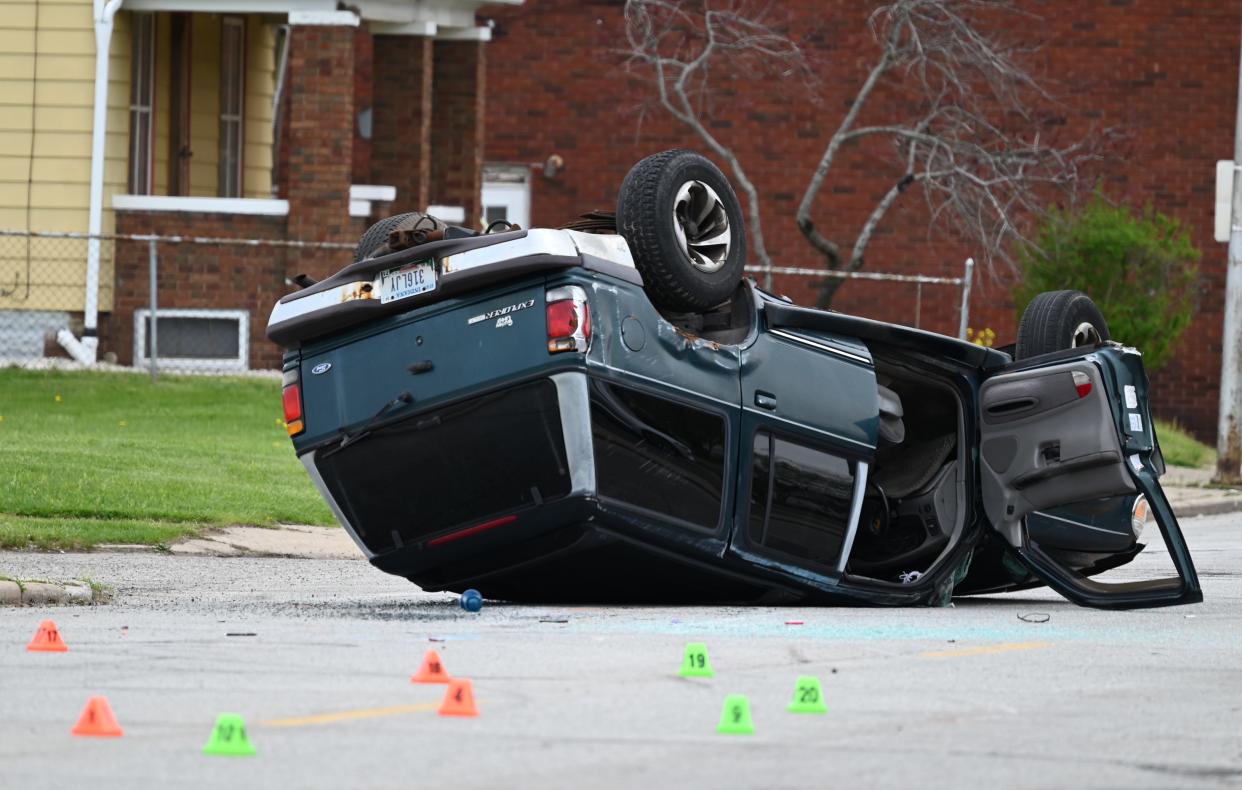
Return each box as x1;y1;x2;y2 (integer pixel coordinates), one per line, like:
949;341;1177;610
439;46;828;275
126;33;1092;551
460;589;483;613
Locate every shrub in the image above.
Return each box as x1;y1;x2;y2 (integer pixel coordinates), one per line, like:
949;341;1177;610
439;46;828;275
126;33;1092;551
1015;195;1200;371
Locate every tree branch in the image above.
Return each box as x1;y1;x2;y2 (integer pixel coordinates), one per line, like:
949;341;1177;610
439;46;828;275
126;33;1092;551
624;1;811;286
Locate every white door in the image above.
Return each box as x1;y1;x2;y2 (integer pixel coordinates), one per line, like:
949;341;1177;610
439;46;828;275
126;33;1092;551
481;180;530;229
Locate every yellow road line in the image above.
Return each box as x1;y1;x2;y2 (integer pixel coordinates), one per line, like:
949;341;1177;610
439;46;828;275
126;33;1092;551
921;641;1052;659
261;702;441;728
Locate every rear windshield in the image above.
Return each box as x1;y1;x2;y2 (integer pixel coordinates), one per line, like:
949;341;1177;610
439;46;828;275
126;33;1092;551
316;379;571;554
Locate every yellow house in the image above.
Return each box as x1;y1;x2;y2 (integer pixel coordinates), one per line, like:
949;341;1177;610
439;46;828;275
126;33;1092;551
0;0;513;365
1;2;278;336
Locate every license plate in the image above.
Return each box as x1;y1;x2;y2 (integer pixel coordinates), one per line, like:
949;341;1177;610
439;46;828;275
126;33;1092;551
379;260;436;304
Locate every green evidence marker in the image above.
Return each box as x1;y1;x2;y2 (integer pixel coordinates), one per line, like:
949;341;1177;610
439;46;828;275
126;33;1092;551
787;676;828;714
203;713;257;757
680;642;714;678
716;694;755;735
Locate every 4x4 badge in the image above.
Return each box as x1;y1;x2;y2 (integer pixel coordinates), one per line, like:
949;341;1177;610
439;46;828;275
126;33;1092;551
311;362;332;375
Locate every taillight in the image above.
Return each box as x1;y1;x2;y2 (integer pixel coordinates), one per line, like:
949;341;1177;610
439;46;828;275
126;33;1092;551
547;300;579;338
282;367;304;436
1071;370;1093;399
547;285;591;353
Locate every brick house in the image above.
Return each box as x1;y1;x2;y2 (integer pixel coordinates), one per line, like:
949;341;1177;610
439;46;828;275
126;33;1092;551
2;0;514;372
2;0;1235;439
479;0;1240;442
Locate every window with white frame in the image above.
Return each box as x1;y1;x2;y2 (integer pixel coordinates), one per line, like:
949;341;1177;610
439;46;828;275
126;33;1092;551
219;17;246;198
127;12;155;195
134;309;250;371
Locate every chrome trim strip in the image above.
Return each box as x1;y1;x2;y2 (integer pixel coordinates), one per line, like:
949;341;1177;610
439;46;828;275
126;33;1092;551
550;372;596;496
770;328;872;365
301;452;373;559
837;460;870;573
269;229;590;332
441;228;579;273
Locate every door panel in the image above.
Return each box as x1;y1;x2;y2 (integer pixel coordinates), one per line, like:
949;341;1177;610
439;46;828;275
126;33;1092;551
980;349;1201;608
979;360;1135;548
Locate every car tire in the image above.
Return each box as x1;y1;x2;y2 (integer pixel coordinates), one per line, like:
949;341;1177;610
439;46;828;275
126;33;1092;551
354;212;446;262
1015;290;1110;358
616;149;747;312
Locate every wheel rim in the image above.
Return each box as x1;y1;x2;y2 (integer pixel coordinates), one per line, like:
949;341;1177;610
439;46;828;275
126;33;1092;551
1071;321;1102;348
671;180;731;273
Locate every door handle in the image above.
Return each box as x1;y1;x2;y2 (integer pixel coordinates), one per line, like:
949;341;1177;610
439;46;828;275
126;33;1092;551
754;391;777;410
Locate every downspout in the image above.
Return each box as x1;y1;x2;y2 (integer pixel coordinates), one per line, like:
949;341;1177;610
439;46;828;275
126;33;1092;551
61;0;123;365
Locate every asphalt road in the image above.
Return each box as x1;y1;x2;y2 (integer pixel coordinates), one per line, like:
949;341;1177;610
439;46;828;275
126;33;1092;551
1;513;1240;790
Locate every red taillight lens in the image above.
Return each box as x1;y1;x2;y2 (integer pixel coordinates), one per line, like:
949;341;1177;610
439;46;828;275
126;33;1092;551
1071;370;1093;399
282;384;304;436
547;300;579;338
546;286;591;353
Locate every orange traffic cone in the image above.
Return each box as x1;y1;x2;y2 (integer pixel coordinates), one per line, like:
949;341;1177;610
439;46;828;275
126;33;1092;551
410;649;451;684
438;678;478;717
71;696;124;737
26;619;68;652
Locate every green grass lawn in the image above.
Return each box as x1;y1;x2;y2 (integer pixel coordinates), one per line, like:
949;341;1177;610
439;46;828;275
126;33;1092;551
0;369;334;550
1153;419;1217;469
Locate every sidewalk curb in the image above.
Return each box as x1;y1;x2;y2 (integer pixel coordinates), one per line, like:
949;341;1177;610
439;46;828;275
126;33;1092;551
0;579;108;606
1177;500;1242;519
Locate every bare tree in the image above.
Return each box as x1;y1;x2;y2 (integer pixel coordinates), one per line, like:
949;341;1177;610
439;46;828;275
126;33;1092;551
623;0;812;285
623;0;1099;308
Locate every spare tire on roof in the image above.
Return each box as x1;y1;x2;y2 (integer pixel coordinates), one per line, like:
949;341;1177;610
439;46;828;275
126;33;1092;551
616;150;747;313
354;212;449;262
1015;290;1110;359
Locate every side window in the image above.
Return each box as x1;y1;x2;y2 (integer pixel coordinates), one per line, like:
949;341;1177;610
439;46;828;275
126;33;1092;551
127;12;155;195
590;380;727;530
219;17;245;198
747;432;854;570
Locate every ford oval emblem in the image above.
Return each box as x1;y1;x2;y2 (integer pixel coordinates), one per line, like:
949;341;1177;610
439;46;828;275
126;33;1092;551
311;362;332;375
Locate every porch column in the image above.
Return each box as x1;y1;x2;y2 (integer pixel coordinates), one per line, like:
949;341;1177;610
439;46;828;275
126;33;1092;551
371;34;434;214
285;14;358;279
430;40;486;229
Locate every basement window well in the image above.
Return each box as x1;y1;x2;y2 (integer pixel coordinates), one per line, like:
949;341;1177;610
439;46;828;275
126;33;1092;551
133;309;249;371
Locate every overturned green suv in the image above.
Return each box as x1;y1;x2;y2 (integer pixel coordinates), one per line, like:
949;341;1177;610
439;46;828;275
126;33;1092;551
268;150;1200;609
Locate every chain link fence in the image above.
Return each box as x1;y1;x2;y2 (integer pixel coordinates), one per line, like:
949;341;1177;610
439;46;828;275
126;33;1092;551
746;260;975;339
1;230;113;364
0;229;353;379
0;228;975;379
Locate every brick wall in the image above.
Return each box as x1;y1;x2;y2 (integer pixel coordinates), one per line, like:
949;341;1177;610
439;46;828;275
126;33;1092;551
110;212;289;370
484;0;1240;440
430;40;486;227
372;35;434;213
285;24;358;281
352;28;374;189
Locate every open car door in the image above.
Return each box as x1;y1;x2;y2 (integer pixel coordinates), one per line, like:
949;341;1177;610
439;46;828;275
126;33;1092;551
978;344;1201;609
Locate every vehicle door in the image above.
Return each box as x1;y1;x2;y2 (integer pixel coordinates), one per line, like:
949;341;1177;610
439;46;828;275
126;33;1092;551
583;282;744;548
978;345;1201;608
728;320;878;582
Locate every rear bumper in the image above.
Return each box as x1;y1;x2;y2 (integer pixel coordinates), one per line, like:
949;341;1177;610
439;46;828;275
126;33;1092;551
268;229;640;348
